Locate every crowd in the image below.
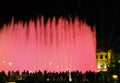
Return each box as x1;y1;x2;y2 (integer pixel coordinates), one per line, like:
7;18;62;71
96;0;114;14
0;70;118;83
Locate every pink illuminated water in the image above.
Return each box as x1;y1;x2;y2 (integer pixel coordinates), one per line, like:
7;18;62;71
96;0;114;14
0;16;96;73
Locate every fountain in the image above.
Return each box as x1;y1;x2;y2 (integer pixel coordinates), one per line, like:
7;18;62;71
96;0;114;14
0;16;96;73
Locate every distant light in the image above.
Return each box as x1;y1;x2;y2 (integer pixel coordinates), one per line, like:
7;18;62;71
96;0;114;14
113;65;115;67
107;64;110;67
104;65;107;69
118;60;120;63
8;62;12;66
112;75;118;80
97;65;101;69
2;61;6;63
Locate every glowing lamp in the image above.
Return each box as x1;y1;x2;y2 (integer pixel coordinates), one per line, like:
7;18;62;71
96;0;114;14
112;75;118;80
97;65;101;69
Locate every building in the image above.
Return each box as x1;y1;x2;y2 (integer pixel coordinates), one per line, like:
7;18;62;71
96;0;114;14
96;50;113;72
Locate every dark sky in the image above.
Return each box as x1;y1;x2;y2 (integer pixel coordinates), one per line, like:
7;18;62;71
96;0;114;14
0;0;120;52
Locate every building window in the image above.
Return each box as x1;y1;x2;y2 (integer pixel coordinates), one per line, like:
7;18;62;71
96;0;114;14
100;55;103;59
105;55;108;59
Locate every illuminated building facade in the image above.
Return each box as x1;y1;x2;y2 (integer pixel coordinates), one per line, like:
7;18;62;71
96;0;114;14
96;50;113;72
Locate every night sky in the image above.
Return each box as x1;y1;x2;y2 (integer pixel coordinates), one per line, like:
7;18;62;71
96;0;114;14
0;0;120;52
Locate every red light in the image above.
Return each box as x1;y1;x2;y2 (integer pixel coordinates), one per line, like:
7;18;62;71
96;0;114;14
0;17;96;73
